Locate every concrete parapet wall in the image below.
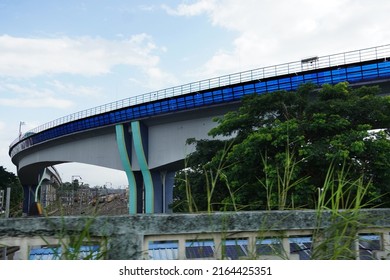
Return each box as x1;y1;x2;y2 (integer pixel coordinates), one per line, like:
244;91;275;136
1;209;390;260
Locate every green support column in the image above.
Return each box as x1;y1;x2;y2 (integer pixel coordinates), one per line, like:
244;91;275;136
115;124;137;214
131;121;154;214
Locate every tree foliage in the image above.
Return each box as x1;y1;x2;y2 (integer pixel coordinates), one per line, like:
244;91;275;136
0;166;23;216
172;83;390;212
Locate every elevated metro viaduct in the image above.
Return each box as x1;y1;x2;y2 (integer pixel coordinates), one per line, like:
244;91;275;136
9;44;390;215
13;104;239;215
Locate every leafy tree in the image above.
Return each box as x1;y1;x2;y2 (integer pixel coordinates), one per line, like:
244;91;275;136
172;83;390;212
172;139;231;212
60;182;74;190
0;166;23;216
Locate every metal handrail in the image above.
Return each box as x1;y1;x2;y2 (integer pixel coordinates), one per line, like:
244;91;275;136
9;44;390;148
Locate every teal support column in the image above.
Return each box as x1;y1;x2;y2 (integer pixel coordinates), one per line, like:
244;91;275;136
115;124;138;214
131;121;154;213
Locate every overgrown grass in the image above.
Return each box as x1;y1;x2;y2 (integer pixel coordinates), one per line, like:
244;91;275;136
178;144;386;260
259;146;309;210
39;215;108;260
37;200;108;260
311;162;379;259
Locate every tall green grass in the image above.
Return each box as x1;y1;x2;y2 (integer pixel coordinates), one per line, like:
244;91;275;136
311;162;379;259
40;216;108;260
179;143;385;259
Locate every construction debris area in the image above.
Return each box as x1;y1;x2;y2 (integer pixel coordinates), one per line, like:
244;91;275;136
42;187;129;216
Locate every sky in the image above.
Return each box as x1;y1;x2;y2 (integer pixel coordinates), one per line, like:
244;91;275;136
1;0;390;187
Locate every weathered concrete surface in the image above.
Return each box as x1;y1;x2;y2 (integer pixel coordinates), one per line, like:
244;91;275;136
1;209;390;259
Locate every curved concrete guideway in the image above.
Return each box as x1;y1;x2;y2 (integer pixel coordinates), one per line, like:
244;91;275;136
22;166;61;216
14;106;235;215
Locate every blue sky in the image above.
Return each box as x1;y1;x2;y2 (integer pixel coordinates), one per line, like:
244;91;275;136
1;0;390;187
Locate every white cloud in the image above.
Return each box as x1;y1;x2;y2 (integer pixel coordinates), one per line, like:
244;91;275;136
0;34;162;78
0;82;51;98
0;82;73;108
165;0;390;79
47;80;103;98
143;67;179;89
0;33;180;108
162;0;216;16
139;4;159;12
0;96;72;108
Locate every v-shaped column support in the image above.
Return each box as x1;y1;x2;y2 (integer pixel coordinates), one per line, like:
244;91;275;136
116;121;175;214
131;121;154;214
115;124;138;214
